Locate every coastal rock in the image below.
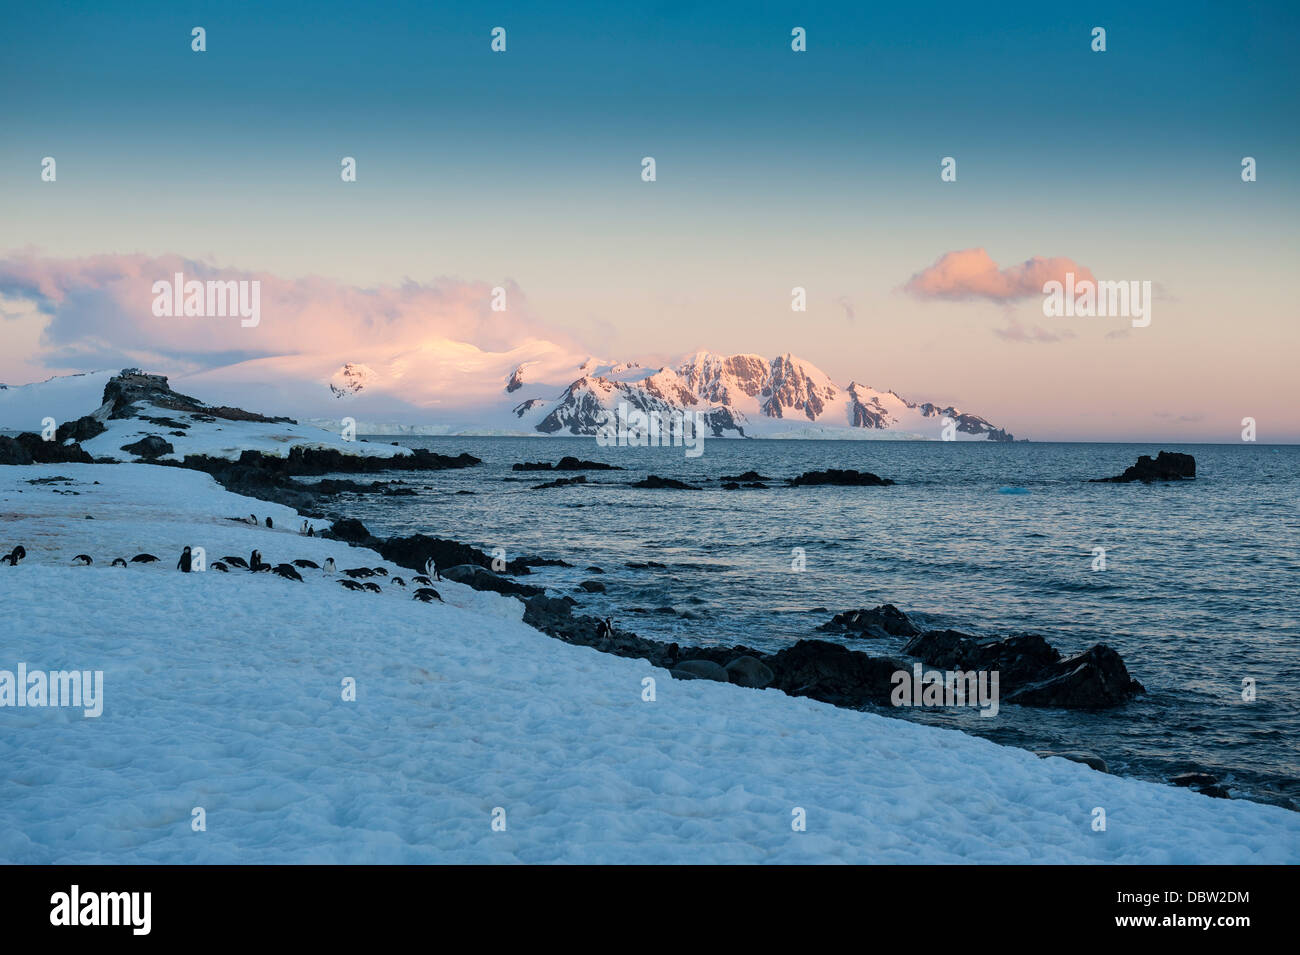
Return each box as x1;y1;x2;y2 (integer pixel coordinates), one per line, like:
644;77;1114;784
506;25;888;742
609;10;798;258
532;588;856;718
671;660;730;682
119;435;174;459
439;564;543;598
1170;772;1218;788
1092;451;1196;483
329;518;371;543
577;579;606;593
786;468;894;488
631;475;700;490
377;534;532;576
902;630;1061;687
55;415;106;443
1;433;95;465
725;655;774;689
820;604;920;638
719;471;771;483
766;639;903;707
1003;645;1145;709
0;436;34;465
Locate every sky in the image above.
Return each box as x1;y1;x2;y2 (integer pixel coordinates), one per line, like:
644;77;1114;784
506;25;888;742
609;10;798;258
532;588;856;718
1;0;1297;441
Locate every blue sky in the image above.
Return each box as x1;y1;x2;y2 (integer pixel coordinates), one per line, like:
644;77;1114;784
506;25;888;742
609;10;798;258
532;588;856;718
1;1;1297;439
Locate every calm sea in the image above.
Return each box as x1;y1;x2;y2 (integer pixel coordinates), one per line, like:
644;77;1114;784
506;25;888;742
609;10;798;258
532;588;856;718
334;437;1300;809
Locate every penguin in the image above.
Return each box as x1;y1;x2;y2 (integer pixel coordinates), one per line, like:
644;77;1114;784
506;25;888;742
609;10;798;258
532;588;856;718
248;514;258;525
338;579;365;591
307;525;314;538
1;545;27;566
272;563;303;582
211;561;230;572
596;617;613;639
250;550;270;572
265;517;273;529
412;587;442;603
292;559;320;569
177;546;192;572
72;554;93;566
362;581;382;593
390;576;406;588
372;567;388;577
343;567;374;579
131;553;159;563
322;557;335;575
222;555;249;569
412;575;432;586
300;520;309;535
111;557;127;568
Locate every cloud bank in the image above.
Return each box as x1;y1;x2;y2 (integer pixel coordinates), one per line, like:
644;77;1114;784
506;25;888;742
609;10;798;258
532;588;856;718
0;252;570;375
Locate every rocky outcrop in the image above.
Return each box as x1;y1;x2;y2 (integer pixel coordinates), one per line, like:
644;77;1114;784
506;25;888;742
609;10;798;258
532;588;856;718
1092;451;1196;483
120;435;174;459
900;628;1144;708
767;640;906;707
819;604;920;638
787;468;894;487
0;433;95;465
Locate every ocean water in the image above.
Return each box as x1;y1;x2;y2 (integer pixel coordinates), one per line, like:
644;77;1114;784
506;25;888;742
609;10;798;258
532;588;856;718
333;437;1300;808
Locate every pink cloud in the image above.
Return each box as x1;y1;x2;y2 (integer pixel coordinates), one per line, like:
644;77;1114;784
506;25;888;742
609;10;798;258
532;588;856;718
904;248;1096;302
0;252;578;373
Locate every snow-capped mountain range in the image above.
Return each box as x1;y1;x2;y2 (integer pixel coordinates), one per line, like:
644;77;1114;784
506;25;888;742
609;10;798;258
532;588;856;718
2;348;1016;441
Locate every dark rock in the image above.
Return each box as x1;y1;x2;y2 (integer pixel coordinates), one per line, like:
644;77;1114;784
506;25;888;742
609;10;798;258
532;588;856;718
719;471;771;482
1171;772;1218;788
532;475;587;489
1003;645;1145;709
512;456;623;472
766;639;905;707
440;564;543;598
0;436;33;465
903;630;1062;687
329;518;371;543
820;604;921;638
671;660;729;682
1092;451;1196;483
1197;785;1231;799
375;533;531;576
787;468;894;488
631;475;700;490
725;655;774;689
119;435;174;459
55;415;106;443
577;579;606;593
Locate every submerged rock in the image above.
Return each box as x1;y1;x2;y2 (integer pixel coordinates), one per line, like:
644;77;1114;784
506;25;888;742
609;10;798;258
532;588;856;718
786;468;894;488
1092;451;1196;483
631;475;700;490
513;456;623;472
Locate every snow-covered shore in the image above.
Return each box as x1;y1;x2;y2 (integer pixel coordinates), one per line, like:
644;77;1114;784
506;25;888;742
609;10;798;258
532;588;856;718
1;462;1296;863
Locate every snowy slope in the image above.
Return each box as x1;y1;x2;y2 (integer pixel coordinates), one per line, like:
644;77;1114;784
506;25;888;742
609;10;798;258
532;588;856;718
0;368;410;462
1;462;1294;863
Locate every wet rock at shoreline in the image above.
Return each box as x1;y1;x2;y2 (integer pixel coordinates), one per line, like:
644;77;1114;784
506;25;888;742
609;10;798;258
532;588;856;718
1037;751;1109;773
820;604;921;639
1092;451;1196;483
532;475;587;490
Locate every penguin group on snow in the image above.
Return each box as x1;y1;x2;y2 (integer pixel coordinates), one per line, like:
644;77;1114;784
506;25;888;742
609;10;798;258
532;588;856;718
3;539;441;603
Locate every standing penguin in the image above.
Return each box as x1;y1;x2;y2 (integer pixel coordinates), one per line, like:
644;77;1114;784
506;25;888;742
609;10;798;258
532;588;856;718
265;517;274;529
177;546;193;572
250;549;269;572
322;557;335;575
